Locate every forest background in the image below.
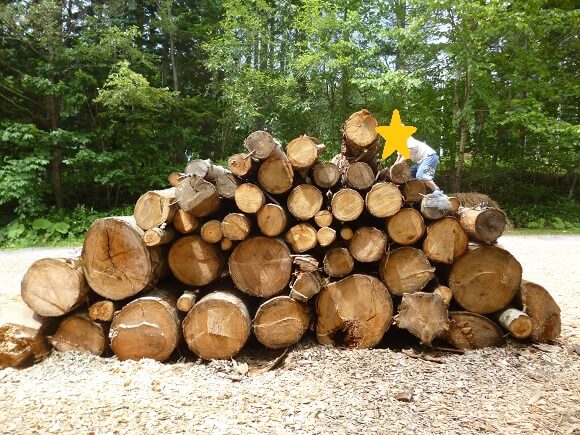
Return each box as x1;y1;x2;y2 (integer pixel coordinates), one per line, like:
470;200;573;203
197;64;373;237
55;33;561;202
0;0;578;247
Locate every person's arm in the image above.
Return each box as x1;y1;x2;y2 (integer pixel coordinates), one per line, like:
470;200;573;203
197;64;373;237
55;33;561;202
394;153;406;165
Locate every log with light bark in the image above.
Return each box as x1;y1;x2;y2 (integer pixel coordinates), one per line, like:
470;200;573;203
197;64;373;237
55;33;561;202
285;223;318;253
345;162;375;190
394;292;450;345
378;161;410;185
422;217;468;264
449;246;522;314
0;323;51;368
290;271;324;302
379;247;435;296
317;227;336;247
235;183;265;214
516;281;561;342
82;217;166;301
331;188;364;222
340;226;354;241
257;157;295;194
244;130;286;160
386;208;425;245
348;227;387;263
109;290;180;362
144;226;177;246
287;184;323;220
228;152;255;177
229;236;293;297
168;235;221;286
253;296;310;349
420;195;450;221
316;274;393;349
312;162;340;189
457;206;507;244
185;159;239;199
365;182;403;218
314;210;333;228
177;290;199;313
497;308;533;340
222;213;251;241
433;285;453;306
256;204;287;237
176;176;221;217
200;220;224;244
172;209;199;234
21;258;87;317
401;179;426;202
134;188;178;230
51;313;107;356
323;247;354;278
446;311;505;350
286;135;324;171
88;300;117;322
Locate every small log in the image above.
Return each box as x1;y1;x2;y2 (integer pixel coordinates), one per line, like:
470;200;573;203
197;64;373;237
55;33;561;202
110;290;180;362
348;227;388;262
314;210;333;228
446;311;505;350
449;246;522;314
457;206;507;244
168;235;221;286
287;135;320;170
317;227;336;247
222;213;251;241
0;323;50;368
235;183;265;214
433;285;453;306
51;313;107;356
312;162;340;189
176;176;221;217
448;197;460;213
21;258;87;317
290;271;324;302
256;204;287;237
331;188;364;222
316;274;393;349
340;226;354;241
88;300;116;322
323;247;354;278
401;179;426;202
285;223;318;253
293;255;320;272
184;159;239;199
379;247;435;296
172;209;199;234
167;172;186;187
229;236;293;297
386;208;425;245
228;152;255;177
220;238;234;251
183;290;251;360
200;220;224;244
422;217;468;264
365;182;403;218
420;195;450;221
253;296;310;349
287;184;323;220
341;109;379;148
82;217;166;301
134;188;178;230
497;308;533;340
345;162;375;190
394;292;450;345
516;281;561;342
258;157;295;194
177;290;199;313
144;226;177;246
244;130;286;160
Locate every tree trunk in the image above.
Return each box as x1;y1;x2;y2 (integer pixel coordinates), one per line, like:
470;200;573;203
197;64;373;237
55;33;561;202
515;281;561;342
331;188;364;222
253;296;310;349
168;235;221;286
454;66;471;192
256;203;287;237
285;223;318;253
457;206;507;244
317;227;336;247
172;209;199;234
175;176;221;217
365;182;403;218
290;271;324;302
386;208;425;245
316;274;393;349
379;247;435;296
21;258;87;317
348;227;388;262
88;300;117;322
394;292;449;345
134;188;178;230
449;246;522;314
82;217;167;300
422;217;469;264
51;313;107;356
446;311;505;350
287;184;323;220
497;308;533;340
258;157;295;194
222;213;251;241
200;220;224;244
312;162;340;189
143;226;177;246
323;247;354;278
401;179;426;203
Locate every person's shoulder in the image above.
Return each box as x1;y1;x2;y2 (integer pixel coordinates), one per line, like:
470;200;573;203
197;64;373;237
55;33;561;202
407;136;423;147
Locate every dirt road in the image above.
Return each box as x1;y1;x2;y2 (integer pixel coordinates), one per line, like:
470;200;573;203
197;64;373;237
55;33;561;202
0;235;578;434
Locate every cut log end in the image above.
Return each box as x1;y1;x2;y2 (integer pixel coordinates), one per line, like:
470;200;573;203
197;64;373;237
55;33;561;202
349;227;387;262
88;300;116;322
458;206;507;244
323;247;354;278
516;281;561;342
285;223;318;253
331;189;364;222
253;296;310;349
366;182;403;218
235;183;265;214
423;217;468;264
380;247;435;296
287;135;319;169
222;213;251;241
134;188;177;230
342;109;379;148
312;162;340;189
168;235;221;286
386;208;425;245
51;314;107;356
498;308;533;340
287;184;323;220
394;292;450;345
446;311;505;350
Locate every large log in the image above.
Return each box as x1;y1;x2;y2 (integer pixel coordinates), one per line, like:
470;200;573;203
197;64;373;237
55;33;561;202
229;236;293;297
82;217;166;301
345;162;375;191
323;247;354;278
365;182;403;218
256;204;287;237
168;235;221;286
175;176;221;217
316;274;393;349
21;258;87;317
257;157;295;194
312;162;340;189
51;313;107;356
446;311;505;350
244;130;286;160
172;209;199;234
134;188;177;230
497;308;533;340
109;290;180;362
348;227;387;262
379;247;435;296
386;208;425;245
222;213;251;241
253;296;310;349
290;271;324;302
394;292;450;345
457;206;507;244
331;188;364;222
285;223;318;253
422;217;468;264
287;184;323;220
516;281;561;342
401;179;426;203
286;135;322;171
449;246;522;314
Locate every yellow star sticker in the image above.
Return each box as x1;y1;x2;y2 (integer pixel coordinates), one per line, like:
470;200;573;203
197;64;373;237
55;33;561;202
376;109;417;160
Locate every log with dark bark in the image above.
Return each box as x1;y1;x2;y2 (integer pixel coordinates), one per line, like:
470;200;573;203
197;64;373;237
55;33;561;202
253;296;310;349
176;176;221;217
516;281;561;342
222;213;251;241
331;188;364;222
134;188;178;230
446;311;505;350
394;292;450;345
88;300;116;322
323;247;354;278
285;223;318;253
51;313;107;356
257;157;295;194
457;206;507;244
290;271;324;302
386;208;425;245
365;182;403;218
379;247;435;296
422;217;468;264
287;184;323;220
348;227;387;262
172;209;199;234
497;308;533;340
312;162;340;189
168;235;221;286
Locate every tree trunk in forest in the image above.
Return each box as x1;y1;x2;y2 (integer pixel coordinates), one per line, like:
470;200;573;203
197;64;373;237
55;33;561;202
168;235;221;286
422;217;469;264
379;247;434;296
394;292;449;345
446;311;505;350
51;313;107;356
386;208;425;245
253;296;310;349
454;66;471;192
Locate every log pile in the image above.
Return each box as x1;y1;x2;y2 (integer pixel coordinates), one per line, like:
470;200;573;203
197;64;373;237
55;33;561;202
2;109;562;367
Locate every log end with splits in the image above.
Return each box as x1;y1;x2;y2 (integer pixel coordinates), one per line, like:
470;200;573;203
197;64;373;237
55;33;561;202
379;247;435;296
168;235;221;287
394;292;450;345
253;296;310;349
446;311;505;350
341;109;379;148
458;206;507;244
134;188;177;230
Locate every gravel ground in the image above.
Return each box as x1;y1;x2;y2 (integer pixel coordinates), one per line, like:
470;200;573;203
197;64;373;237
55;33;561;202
0;235;579;435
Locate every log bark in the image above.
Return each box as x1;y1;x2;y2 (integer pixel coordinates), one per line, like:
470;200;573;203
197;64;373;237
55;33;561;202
379;247;435;296
394;292;450;345
214;172;239;200
449;246;522;314
183;290;251;360
184;159;240;199
244;130;286;160
348;227;388;262
235;183;265;214
285;223;318;253
144;226;177;246
51;313;107;356
293;255;320;272
323;247;354;278
365;182;403;218
497;308;533;340
258;157;294;194
222;213;251;241
177;290;199;313
331;188;364;222
228;152;255;177
457;206;507;244
172;209;199;234
175;176;221;217
312;162;340;189
422;217;468;264
0;323;51;368
516;281;561;342
82;217;166;301
316;274;393;349
21;258;87;317
168;235;221;286
420;196;449;221
229;236;293;297
386;208;425;245
401;179;426;202
286;135;321;170
256;204;287;237
287;184;323;220
317;227;336;247
200;220;224;244
290;271;324;302
446;311;505;350
345;162;375;190
88;300;116;322
134;188;178;230
110;290;180;362
253;296;310;349
314;210;333;228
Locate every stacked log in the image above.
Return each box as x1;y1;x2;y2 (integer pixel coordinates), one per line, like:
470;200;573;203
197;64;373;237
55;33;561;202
7;108;561;368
